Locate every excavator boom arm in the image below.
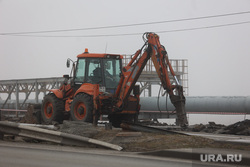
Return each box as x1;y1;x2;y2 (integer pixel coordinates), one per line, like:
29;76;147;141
115;32;188;127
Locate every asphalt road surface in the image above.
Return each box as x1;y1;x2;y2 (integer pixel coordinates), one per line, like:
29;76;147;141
0;143;229;167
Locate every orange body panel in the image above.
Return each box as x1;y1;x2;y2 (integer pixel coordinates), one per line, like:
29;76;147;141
74;83;99;96
49;89;63;99
49;84;73;99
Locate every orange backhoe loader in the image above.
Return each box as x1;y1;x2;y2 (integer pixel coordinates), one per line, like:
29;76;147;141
41;32;188;127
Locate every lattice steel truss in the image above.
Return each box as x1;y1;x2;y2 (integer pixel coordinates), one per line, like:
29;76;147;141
0;78;63;109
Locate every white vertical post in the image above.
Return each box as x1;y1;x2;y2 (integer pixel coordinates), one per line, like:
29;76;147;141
15;82;19;110
35;81;39;104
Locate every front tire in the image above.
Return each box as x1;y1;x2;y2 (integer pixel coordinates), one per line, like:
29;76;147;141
41;93;64;124
70;93;93;123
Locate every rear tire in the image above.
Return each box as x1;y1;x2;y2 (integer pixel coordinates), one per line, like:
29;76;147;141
70;93;93;123
41;93;64;124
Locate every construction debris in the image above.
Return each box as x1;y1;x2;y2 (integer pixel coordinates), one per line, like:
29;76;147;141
20;104;41;124
59;121;102;138
191;120;250;136
219;119;250;135
191;122;225;133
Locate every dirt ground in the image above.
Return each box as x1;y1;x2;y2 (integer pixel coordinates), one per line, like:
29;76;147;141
54;121;250;152
94;129;250;152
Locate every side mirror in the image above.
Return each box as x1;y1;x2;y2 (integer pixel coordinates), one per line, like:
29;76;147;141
66;59;70;68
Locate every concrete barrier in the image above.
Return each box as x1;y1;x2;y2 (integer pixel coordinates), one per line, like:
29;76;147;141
0;121;122;151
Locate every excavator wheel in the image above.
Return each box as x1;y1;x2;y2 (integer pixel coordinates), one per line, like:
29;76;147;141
70;93;93;123
41;93;64;124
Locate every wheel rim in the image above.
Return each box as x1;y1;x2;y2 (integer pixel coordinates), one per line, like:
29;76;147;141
74;102;87;120
44;102;53;119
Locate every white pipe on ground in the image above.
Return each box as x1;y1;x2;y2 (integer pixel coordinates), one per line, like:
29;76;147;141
140;96;250;114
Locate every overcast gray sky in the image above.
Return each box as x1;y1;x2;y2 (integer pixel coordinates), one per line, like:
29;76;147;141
0;0;250;96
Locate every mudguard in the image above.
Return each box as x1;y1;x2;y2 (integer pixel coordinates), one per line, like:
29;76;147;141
49;89;63;99
74;83;99;96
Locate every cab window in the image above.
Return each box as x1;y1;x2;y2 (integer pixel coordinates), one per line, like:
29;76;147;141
75;58;86;83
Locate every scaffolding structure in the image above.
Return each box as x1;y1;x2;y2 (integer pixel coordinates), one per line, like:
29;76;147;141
122;55;188;97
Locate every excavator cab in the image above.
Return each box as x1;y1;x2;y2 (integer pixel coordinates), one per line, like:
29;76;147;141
73;50;122;94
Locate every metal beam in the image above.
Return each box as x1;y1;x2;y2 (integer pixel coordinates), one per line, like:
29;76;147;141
2;85;15;109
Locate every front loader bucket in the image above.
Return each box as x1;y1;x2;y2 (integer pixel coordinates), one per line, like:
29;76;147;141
170;87;188;127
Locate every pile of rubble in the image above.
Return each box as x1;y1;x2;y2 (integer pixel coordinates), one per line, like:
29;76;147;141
191;122;225;133
191;119;250;136
59;121;102;138
20;104;41;124
219;119;250;135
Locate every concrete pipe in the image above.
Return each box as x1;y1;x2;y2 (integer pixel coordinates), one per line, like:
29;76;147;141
140;96;250;114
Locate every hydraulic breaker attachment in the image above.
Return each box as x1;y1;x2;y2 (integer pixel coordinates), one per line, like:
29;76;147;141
170;86;188;127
